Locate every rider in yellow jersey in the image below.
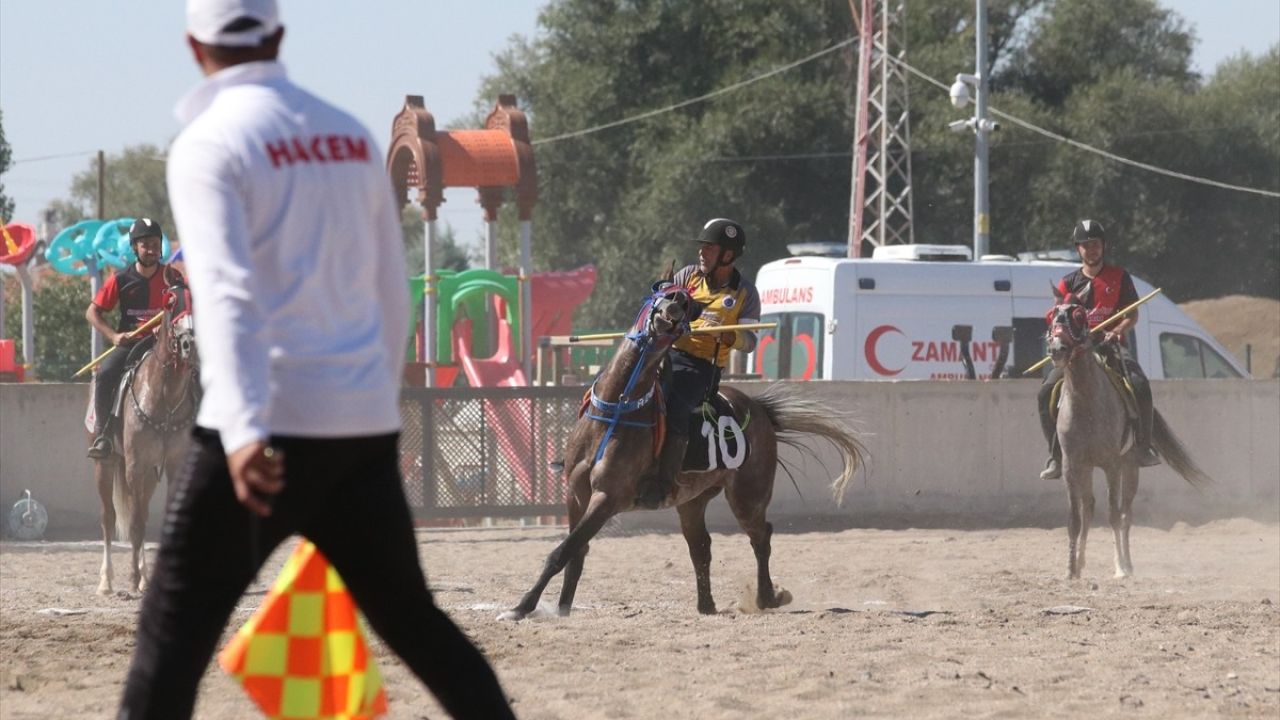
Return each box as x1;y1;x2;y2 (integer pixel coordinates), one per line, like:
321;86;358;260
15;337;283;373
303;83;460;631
637;218;761;508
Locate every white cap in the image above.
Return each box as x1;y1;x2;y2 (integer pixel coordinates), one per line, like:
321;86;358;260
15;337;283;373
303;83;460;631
187;0;281;47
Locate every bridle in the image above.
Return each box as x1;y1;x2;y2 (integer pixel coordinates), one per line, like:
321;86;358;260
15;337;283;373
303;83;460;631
1046;296;1092;365
585;285;699;463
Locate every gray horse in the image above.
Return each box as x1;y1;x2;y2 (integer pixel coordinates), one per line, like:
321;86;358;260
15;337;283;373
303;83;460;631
1046;293;1211;579
91;282;199;594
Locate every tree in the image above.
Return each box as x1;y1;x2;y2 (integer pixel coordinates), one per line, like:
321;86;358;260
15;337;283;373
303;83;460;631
46;144;172;237
478;0;857;326
0;109;14;222
1;273;92;382
400;206;474;275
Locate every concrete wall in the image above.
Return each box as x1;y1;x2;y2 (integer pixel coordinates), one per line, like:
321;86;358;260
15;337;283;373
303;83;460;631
2;380;1277;537
728;379;1279;529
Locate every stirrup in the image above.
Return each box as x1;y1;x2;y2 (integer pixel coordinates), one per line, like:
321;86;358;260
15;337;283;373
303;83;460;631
1134;446;1161;468
1039;456;1061;480
87;435;113;459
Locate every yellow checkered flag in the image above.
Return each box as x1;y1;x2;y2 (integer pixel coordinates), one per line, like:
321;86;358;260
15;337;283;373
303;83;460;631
219;540;387;719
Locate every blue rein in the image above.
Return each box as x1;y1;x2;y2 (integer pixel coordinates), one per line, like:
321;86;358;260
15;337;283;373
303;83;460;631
586;291;688;464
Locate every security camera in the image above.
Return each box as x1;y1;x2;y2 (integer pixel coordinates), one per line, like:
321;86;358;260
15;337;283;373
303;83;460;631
949;79;971;108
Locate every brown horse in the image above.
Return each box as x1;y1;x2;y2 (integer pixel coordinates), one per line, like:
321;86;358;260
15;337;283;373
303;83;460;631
1046;293;1211;579
92;280;199;595
502;284;866;619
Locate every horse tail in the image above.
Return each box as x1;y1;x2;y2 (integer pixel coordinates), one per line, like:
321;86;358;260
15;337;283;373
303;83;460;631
753;384;868;506
111;462;136;542
1152;409;1214;491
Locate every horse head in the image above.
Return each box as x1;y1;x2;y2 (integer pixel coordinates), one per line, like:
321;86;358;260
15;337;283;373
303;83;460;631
160;269;198;369
631;280;702;348
1045;293;1091;367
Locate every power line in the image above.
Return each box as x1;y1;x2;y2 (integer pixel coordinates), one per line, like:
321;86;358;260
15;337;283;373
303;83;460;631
10;150;98;165
885;53;1280;199
531;37;857;146
529;30;1278;199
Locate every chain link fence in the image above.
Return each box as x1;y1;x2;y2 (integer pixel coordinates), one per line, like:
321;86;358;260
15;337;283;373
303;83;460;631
399;386;584;519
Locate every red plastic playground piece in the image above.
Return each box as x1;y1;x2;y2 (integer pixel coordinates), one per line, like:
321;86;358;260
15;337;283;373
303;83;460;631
0;223;37;267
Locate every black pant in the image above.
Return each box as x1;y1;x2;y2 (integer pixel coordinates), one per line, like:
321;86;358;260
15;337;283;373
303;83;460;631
118;429;515;720
1037;345;1153;450
665;350;719;439
93;340;145;433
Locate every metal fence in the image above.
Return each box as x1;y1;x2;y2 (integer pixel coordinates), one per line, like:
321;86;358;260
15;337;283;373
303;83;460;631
399;386;584;519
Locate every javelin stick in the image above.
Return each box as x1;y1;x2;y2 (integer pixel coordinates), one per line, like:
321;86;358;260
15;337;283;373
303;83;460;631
568;322;777;343
72;312;165;378
1022;287;1163;376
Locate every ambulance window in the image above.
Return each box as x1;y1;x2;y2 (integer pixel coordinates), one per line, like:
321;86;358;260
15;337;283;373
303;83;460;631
755;313;824;380
1160;333;1242;379
1012;317;1048;378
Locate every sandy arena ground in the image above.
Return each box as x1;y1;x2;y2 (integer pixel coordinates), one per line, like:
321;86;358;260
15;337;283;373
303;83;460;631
1;517;1278;719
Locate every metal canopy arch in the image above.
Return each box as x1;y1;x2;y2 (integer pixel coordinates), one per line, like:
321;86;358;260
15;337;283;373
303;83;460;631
387;94;539;386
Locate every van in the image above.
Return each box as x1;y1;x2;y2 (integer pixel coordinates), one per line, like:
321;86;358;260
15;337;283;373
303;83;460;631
751;245;1248;381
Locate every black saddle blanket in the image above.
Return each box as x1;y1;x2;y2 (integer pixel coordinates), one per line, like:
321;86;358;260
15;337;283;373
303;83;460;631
681;393;750;472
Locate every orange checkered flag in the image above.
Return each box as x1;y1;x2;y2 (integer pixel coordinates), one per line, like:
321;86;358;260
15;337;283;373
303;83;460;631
219;540;387;720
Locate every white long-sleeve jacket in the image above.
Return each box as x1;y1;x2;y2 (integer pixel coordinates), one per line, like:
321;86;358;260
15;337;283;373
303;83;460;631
167;61;409;454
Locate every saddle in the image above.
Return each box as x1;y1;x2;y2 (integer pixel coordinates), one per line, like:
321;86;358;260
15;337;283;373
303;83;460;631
575;385;752;471
1049;350;1139;442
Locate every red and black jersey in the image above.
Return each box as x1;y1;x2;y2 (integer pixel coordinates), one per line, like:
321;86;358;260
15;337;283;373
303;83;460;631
1056;266;1138;329
93;265;184;333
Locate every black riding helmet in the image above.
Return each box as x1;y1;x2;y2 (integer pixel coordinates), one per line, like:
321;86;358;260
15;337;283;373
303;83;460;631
696;218;746;257
1072;219;1105;245
129;217;164;244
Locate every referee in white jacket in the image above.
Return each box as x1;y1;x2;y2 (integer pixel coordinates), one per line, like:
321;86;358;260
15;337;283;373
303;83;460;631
117;1;516;718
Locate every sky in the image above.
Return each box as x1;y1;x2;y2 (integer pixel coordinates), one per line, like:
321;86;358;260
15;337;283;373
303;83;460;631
2;0;1277;253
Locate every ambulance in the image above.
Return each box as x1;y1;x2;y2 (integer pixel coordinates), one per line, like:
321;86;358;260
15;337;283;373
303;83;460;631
751;244;1249;381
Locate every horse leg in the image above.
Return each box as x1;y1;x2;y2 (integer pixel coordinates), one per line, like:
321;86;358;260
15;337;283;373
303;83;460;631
96;460;116;596
502;489;617;621
726;477;789;611
676;488;721;614
1117;463;1139;577
134;464;163;592
1067;465;1095;579
556;474;594;616
1104;465;1128;578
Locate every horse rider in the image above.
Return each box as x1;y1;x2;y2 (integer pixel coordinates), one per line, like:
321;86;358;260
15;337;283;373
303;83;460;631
638;218;762;508
1038;219;1159;480
85;218;184;459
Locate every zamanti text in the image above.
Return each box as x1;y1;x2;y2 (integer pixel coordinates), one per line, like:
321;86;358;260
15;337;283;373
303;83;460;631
266;135;370;168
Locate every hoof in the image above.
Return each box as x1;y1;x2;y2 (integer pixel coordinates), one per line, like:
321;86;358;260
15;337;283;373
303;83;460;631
497;609;528;622
557;605;572;618
96;582;112;596
776;589;794;607
698;602;717;615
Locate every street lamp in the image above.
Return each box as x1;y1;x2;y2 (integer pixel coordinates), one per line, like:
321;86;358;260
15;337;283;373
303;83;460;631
948;0;999;260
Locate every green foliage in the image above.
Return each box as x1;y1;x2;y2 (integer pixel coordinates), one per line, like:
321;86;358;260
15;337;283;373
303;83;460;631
0;109;14;222
47;145;172;237
401;207;474;274
2;273;91;382
475;0;1278;320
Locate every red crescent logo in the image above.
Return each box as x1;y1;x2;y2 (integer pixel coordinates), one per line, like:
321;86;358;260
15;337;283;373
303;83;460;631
865;325;906;376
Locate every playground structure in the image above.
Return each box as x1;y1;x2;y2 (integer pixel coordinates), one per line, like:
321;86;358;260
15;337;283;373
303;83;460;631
1;222;38;381
389;95;605;514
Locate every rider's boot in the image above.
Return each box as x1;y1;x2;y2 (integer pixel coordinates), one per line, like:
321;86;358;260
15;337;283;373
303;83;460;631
87;418;114;459
1040;434;1062;480
1038;375;1061;480
1131;380;1160;468
636;434;689;509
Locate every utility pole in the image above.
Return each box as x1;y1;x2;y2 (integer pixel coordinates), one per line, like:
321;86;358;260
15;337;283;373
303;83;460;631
90;150;105;359
847;0;916;258
948;0;998;260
